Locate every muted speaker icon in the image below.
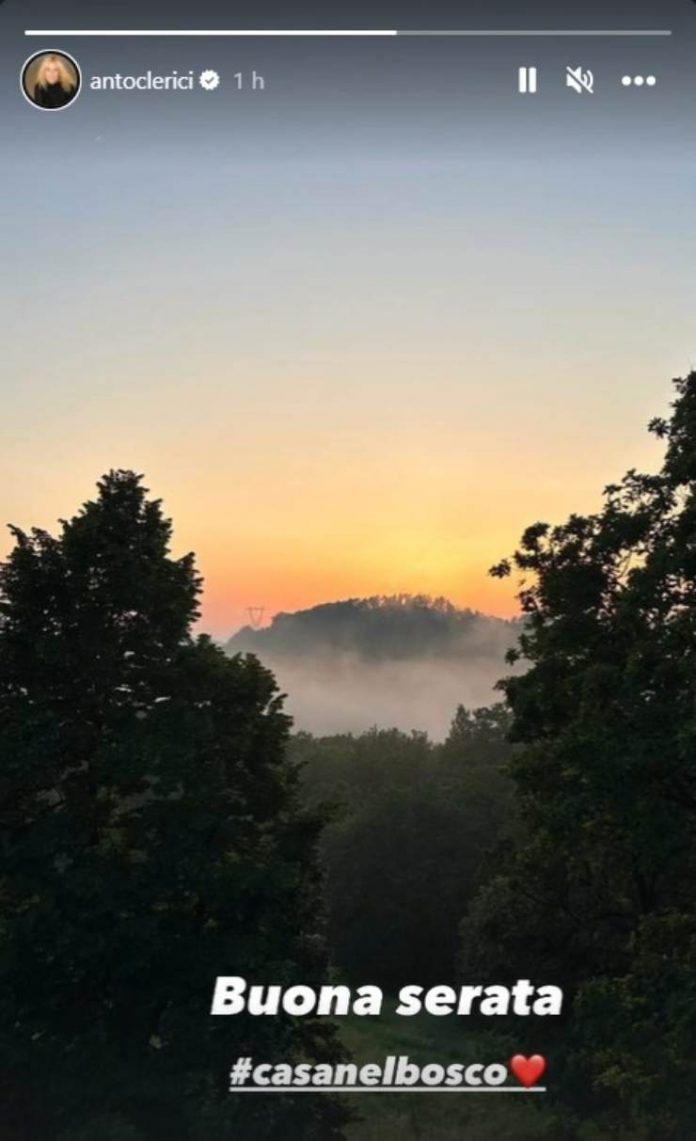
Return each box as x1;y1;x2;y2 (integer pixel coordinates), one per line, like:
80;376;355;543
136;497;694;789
566;66;594;94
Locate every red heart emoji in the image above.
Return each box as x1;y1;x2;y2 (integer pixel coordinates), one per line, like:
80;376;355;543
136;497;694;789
510;1054;546;1088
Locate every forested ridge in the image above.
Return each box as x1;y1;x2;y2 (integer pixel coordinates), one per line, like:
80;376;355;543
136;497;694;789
226;596;518;738
227;595;518;662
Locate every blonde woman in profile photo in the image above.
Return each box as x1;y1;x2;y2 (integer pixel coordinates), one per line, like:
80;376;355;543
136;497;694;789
27;52;80;110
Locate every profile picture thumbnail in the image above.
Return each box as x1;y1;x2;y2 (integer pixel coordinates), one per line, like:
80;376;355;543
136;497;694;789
21;50;81;111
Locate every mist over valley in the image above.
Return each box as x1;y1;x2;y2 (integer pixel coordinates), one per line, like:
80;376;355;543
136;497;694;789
225;595;520;738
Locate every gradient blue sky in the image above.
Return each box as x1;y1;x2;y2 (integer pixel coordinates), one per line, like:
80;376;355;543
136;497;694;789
2;0;695;634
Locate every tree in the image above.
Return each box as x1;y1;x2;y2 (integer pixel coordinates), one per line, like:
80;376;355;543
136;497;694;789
295;716;514;988
463;372;696;1135
0;471;347;1141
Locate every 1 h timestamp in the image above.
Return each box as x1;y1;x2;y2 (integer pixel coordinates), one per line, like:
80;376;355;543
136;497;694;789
234;71;266;91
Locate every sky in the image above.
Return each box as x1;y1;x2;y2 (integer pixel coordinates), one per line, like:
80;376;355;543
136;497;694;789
2;0;695;636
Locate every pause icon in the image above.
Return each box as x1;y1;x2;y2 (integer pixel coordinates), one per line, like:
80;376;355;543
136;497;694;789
518;66;538;94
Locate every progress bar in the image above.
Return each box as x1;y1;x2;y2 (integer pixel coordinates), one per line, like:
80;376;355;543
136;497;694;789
24;29;673;38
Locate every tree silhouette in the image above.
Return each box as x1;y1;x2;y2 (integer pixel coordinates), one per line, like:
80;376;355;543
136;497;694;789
0;471;346;1141
464;372;696;1136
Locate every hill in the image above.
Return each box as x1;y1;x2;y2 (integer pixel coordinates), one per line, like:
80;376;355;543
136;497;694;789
226;594;518;663
225;596;519;738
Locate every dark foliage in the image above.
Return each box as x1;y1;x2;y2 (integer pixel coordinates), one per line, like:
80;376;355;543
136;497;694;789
463;373;696;1137
0;471;348;1141
294;706;514;989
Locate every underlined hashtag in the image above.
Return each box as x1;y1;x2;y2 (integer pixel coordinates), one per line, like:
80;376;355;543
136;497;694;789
229;1057;253;1088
